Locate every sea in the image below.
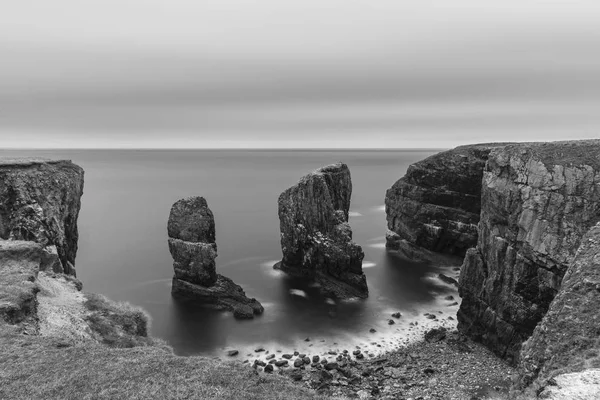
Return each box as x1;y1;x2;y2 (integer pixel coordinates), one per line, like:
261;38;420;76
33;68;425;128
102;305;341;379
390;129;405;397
0;149;461;359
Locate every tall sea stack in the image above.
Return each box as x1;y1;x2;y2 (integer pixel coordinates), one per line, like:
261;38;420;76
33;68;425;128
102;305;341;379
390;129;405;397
276;162;368;299
168;196;263;319
0;158;84;276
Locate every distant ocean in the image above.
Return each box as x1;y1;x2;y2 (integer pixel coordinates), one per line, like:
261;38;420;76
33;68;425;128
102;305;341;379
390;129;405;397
0;149;460;358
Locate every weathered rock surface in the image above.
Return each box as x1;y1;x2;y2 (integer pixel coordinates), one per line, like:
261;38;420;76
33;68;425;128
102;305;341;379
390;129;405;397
458;140;600;363
276;163;368;299
385;144;508;257
532;369;600;400
515;223;600;395
0;240;42;324
168;196;263;318
0;158;84;275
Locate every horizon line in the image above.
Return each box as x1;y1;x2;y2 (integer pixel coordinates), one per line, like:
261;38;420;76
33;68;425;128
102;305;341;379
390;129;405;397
0;147;447;151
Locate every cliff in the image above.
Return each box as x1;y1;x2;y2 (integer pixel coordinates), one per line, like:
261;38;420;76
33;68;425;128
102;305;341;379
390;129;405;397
168;197;264;319
457;140;600;363
276;162;368;299
0;158;84;275
515;222;600;396
385;144;507;257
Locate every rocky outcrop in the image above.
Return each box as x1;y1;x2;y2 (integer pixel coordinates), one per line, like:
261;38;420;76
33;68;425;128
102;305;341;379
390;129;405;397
385;144;508;257
457;140;600;363
0;158;84;275
515;222;600;395
276;163;367;299
168;197;263;319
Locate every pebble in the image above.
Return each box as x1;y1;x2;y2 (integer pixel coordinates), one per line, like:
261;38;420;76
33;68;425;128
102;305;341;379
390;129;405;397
226;350;239;356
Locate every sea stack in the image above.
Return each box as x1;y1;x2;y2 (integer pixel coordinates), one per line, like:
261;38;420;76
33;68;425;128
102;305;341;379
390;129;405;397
168;196;263;319
0;158;84;276
276;162;368;299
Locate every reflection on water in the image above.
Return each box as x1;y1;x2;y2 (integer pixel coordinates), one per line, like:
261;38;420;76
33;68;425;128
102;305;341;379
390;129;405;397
0;149;456;357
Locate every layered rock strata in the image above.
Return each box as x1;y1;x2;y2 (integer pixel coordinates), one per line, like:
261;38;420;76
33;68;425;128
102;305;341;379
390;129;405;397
516;222;600;395
385;144;507;257
0;158;84;275
168;197;263;319
276;162;368;299
457;140;600;363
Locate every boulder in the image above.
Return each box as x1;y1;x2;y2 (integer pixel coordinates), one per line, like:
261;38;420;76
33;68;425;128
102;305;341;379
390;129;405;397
0;158;84;275
276;163;368;299
457;140;600;363
168;197;263;319
385;144;508;257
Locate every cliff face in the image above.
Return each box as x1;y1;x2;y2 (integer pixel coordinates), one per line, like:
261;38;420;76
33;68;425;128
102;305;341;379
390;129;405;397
168;196;263;319
385;144;506;257
457;140;600;363
516;222;600;395
0;158;84;275
277;163;367;299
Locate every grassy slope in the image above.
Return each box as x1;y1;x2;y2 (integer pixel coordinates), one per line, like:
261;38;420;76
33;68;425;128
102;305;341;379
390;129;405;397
0;330;332;400
0;268;334;400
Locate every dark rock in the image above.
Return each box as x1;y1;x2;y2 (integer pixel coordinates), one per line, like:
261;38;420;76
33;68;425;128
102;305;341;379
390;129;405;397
264;364;274;373
275;360;288;367
445;295;455;301
303;357;311;365
325;362;339;371
276;163;368;299
266;354;275;360
254;347;265;352
0;158;84;276
438;273;458;286
321;370;333;380
282;354;293;359
391;312;401;318
516;223;600;395
254;360;266;367
356;353;364;359
424;327;447;342
369;328;376;333
385;144;506;256
458;140;600;363
353;350;361;356
312;355;320;363
423;367;436;374
290;372;303;381
304;337;311;341
226;350;238;356
168;197;263;319
388;319;395;325
293;358;304;368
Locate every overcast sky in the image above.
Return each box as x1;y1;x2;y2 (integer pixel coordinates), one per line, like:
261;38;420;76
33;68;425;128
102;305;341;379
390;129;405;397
1;0;599;148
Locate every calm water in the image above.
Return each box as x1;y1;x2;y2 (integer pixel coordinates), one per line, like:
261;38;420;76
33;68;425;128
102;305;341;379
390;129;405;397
0;149;460;357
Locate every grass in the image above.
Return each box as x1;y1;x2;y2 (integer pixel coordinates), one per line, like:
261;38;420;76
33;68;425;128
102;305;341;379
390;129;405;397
0;332;336;400
0;270;337;400
83;293;158;348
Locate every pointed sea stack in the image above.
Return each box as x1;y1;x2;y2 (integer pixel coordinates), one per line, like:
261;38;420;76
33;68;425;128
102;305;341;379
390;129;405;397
168;197;263;319
276;162;368;299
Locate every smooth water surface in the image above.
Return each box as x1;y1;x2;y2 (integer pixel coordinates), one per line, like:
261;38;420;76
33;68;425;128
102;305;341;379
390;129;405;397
0;149;460;357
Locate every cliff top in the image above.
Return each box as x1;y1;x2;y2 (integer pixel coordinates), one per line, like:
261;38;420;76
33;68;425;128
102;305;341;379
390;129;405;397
0;157;76;167
495;139;600;168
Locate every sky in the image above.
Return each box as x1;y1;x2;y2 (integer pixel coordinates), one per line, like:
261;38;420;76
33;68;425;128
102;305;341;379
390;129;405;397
1;0;600;148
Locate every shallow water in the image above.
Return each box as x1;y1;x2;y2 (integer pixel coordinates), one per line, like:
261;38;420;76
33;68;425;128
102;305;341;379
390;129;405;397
0;149;460;357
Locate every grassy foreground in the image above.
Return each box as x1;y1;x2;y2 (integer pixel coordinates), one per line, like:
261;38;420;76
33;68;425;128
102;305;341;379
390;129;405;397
0;266;334;400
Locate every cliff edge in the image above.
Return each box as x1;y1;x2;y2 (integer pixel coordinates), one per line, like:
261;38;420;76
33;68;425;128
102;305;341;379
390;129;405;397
0;158;84;275
458;140;600;363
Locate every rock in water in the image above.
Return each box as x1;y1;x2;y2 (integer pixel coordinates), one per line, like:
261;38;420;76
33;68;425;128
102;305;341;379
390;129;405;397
168;197;263;318
515;222;600;395
385;143;507;257
457;140;600;363
0;158;84;276
276;163;368;299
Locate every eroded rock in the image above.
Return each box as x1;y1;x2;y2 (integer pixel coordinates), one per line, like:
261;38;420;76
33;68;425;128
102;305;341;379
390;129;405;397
0;158;84;275
457;140;600;363
385;144;508;257
276;163;368;298
516;223;600;395
168;196;263;319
